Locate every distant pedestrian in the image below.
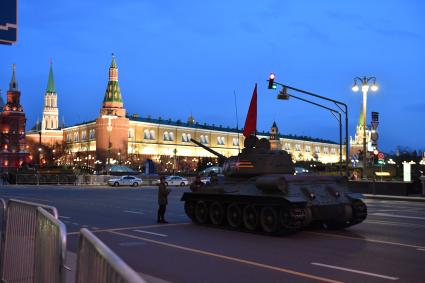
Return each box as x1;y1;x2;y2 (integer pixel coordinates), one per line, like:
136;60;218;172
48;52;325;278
190;175;204;192
157;176;170;223
1;173;7;185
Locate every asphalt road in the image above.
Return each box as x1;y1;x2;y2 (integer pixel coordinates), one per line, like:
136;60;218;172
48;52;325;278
1;185;425;283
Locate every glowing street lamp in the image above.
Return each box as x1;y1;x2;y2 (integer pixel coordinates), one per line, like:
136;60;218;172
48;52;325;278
352;76;378;179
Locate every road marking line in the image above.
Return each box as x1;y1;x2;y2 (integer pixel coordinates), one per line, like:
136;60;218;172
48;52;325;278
66;222;190;236
134;230;167;237
124;210;145;215
417;248;425;251
306;231;425;250
59;216;71;219
109;230;342;283
311;262;399;280
365;220;425;228
371;213;425;220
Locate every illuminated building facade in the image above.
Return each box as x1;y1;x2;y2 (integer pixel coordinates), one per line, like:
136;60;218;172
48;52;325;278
27;55;345;170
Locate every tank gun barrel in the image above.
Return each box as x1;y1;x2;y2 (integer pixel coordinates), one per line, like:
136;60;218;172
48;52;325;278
190;138;227;163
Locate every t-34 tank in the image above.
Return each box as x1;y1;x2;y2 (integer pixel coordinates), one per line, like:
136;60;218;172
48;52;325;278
181;136;367;235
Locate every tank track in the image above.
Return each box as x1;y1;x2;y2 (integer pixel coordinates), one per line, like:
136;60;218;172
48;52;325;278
349;199;367;225
323;199;367;229
184;199;306;235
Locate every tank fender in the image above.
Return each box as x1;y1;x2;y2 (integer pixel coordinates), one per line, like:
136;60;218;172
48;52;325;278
281;196;307;205
346;192;364;200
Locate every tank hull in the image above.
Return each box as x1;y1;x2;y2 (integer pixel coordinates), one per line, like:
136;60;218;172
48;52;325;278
181;175;367;235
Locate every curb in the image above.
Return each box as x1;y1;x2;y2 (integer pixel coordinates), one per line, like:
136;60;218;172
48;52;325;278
364;194;425;203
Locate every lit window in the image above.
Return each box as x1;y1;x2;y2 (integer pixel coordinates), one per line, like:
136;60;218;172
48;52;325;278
82;131;87;141
284;143;291;151
324;147;329;154
144;129;149;139
163;131;174;141
295;144;301;151
217;136;225;145
149;130;155;140
315;146;321;153
73;132;79;142
331;148;336;154
232;138;239;146
305;146;311;152
200;135;209;144
128;128;135;138
89;129;95;140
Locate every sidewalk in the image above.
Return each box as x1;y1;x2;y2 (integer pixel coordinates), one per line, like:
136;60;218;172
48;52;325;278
363;194;425;202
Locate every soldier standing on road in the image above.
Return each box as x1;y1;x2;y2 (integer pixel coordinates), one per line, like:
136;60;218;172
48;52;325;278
157;176;170;223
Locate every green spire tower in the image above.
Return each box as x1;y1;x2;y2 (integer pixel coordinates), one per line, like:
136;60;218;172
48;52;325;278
46;61;56;93
42;61;59;130
100;54;126;117
103;53;123;105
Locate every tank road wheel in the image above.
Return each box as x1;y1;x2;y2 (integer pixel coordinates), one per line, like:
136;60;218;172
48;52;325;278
184;201;196;221
351;199;367;225
227;203;242;228
195;201;209;224
209;201;225;225
279;208;297;235
260;206;280;234
243;205;259;231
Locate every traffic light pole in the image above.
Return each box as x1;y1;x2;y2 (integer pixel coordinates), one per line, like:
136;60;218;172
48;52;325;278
269;78;349;178
278;91;343;176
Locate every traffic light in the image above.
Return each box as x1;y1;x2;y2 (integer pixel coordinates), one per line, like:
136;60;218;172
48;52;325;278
268;73;276;89
277;87;290;100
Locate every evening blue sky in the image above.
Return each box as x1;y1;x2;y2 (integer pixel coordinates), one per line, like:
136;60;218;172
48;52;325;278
0;0;424;152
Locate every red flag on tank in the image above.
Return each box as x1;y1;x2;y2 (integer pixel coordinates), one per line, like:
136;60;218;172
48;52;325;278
243;83;257;137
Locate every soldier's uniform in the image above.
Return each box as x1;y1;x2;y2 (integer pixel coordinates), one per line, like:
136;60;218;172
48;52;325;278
157;178;170;223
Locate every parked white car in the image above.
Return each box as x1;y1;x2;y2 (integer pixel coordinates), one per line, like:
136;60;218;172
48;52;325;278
164;176;189;186
200;176;211;185
108;175;142;187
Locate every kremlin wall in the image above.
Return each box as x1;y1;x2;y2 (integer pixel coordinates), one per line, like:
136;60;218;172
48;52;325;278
1;55;345;170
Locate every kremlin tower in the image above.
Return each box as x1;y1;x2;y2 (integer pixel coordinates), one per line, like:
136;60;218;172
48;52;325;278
269;121;281;150
95;54;129;164
42;62;59;130
0;65;29;169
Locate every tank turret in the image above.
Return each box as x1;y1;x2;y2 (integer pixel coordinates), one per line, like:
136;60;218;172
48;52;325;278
191;136;294;177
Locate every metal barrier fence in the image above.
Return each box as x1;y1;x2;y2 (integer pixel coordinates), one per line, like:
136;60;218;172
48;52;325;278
34;207;67;283
76;228;146;283
0;199;59;283
16;174;77;185
0;199;6;260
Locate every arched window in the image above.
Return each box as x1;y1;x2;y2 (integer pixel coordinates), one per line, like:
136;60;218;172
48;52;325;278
217;136;225;145
144;129;149;139
149;130;155;140
163;131;170;141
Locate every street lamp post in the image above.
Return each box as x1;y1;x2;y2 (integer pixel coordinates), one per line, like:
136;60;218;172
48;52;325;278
352;76;378;179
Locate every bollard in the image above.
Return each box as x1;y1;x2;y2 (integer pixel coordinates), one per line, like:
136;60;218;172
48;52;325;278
420;176;425;197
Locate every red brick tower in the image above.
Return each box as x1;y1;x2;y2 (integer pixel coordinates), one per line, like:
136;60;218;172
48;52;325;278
0;65;29;169
95;54;129;165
